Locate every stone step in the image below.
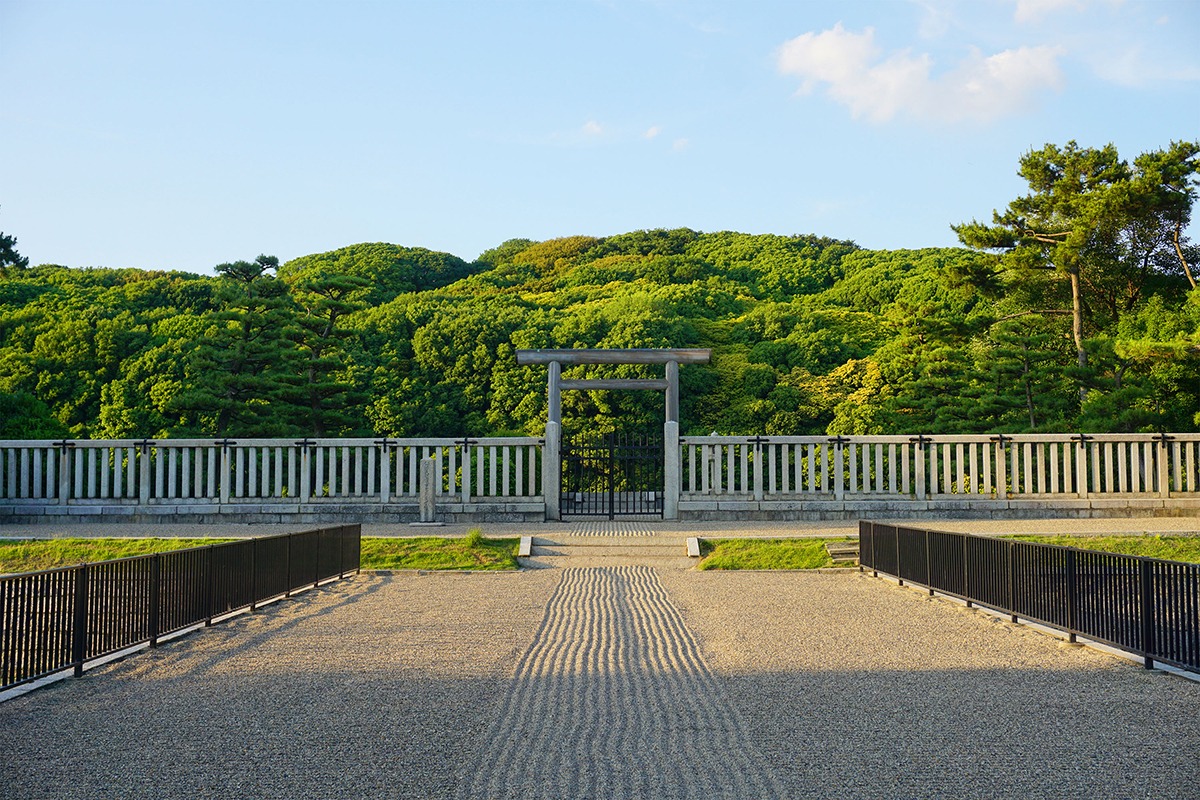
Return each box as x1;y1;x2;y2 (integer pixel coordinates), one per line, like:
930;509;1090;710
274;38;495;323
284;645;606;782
825;541;860;563
522;535;695;567
530;543;687;558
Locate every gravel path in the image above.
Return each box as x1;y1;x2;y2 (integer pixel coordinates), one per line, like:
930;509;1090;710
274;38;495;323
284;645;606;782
460;566;782;799
2;565;1198;799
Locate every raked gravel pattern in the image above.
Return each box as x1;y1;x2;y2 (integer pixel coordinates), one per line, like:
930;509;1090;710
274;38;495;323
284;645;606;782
1;565;1199;798
564;521;660;537
459;566;783;799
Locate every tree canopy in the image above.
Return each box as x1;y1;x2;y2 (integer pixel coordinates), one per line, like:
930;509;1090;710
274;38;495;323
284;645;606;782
2;140;1196;438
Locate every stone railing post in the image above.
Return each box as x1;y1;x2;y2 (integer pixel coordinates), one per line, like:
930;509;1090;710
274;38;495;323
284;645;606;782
1157;434;1173;499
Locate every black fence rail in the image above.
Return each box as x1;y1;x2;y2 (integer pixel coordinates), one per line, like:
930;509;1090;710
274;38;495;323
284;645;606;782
859;521;1200;674
0;525;361;692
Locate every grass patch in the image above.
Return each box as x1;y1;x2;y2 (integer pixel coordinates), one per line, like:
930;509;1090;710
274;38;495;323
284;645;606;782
1002;534;1200;563
0;533;523;574
360;534;520;571
0;537;235;574
697;538;854;571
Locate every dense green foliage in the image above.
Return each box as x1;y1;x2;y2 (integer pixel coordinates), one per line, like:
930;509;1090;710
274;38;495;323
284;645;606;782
0;230;1195;439
1;142;1195;439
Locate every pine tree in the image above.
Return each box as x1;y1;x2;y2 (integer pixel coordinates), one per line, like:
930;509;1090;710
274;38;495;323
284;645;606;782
173;255;301;436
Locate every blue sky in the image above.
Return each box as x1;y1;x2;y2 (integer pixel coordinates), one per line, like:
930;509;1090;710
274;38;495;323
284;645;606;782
2;0;1198;273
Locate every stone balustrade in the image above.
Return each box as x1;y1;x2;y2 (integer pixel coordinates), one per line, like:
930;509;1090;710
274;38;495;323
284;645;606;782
0;437;544;523
2;432;1198;523
678;433;1200;518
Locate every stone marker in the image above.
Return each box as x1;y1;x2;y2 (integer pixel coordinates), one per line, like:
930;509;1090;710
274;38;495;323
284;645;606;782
411;457;444;527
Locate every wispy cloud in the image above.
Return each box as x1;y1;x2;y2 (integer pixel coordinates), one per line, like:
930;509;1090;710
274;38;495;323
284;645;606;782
644;125;662;140
1010;0;1087;24
776;23;1063;124
581;120;604;136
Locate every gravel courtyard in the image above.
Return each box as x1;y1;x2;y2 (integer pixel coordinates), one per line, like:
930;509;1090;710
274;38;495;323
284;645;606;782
1;565;1197;799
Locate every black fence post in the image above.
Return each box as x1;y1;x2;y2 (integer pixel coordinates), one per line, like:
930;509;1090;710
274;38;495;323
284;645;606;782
314;529;321;589
338;526;346;579
71;565;88;678
250;537;258;613
1066;548;1078;644
1008;539;1018;624
925;528;934;596
205;544;215;627
149;554;161;648
963;533;972;609
1140;559;1155;670
285;532;293;598
871;522;878;578
896;528;903;587
858;521;865;573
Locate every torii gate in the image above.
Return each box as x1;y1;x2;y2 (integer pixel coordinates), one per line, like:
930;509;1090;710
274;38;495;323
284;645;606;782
514;348;712;520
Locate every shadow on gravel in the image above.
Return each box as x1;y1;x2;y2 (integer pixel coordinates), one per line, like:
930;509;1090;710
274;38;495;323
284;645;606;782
162;573;389;678
721;664;1200;800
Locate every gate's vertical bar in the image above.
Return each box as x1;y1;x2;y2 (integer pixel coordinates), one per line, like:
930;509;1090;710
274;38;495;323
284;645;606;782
607;431;615;520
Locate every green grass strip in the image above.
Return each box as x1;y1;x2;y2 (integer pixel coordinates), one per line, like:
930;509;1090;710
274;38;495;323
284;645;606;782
697;538;855;571
360;535;519;571
0;531;522;574
0;537;236;573
1002;534;1200;564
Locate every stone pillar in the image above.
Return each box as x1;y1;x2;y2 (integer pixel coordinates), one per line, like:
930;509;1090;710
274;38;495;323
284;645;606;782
665;360;679;423
663;359;681;520
664;420;680;520
544;360;562;521
544;421;561;521
548;361;561;426
419;457;437;523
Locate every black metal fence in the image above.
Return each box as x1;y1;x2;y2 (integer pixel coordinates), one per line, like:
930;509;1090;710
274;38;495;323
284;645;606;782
858;522;1199;673
0;525;361;692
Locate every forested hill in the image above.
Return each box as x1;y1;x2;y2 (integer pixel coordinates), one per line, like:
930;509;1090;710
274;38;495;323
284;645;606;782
1;229;1197;440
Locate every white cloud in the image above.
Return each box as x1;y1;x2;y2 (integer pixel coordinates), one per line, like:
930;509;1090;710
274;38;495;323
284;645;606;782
672;137;689;151
909;0;955;39
1084;44;1200;86
644;125;662;139
776;23;1064;124
1011;0;1086;24
581;120;604;136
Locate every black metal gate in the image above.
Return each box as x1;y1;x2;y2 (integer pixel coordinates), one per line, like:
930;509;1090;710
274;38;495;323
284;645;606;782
561;432;664;519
